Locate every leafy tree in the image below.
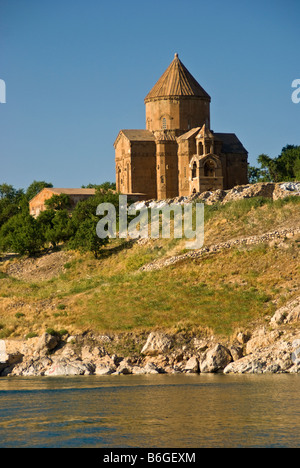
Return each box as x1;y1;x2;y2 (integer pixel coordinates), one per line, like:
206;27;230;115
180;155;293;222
0;198;20;228
250;145;300;183
0;212;43;255
0;184;26;228
0;183;24;201
295;158;300;180
37;209;73;248
68;216;108;258
44;193;71;211
276;145;300;180
248;166;263;184
25;180;53;201
82;181;117;191
68;191;121;258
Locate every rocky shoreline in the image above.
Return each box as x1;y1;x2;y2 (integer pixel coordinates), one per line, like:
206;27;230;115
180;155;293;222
1;296;300;377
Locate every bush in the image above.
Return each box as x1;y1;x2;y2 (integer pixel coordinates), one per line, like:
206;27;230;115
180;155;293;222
37;209;74;248
68;191;121;258
0;212;44;255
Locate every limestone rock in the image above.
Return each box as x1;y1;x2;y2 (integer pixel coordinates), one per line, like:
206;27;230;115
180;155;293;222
245;328;282;354
141;332;172;356
221;183;275;204
143;361;160;374
200;344;232;373
229;345;244;361
94;355;117;375
10;356;53;377
224;338;297;374
270;297;300;327
44;359;94;376
115;357;134;375
0;339;24;375
192;338;209;352
273;182;300;201
184;356;199;373
236;331;251;345
36;332;59;354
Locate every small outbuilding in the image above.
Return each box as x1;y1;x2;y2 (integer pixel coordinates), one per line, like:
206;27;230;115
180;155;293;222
29;187;96;217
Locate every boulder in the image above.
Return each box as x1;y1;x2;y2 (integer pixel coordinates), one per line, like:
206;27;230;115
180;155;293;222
94;355;117;375
224;338;297;374
270;297;300;327
245;328;282;354
273;182;300;201
0;340;23;375
141;332;172;356
44;359;94;376
36;332;59;354
236;331;251;345
200;344;232;373
184;356;199;373
10;356;53;377
143;361;160;374
229;345;244;361
221;183;275;204
115;357;134;375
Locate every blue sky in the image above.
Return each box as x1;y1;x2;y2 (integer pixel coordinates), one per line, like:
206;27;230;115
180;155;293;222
0;0;299;190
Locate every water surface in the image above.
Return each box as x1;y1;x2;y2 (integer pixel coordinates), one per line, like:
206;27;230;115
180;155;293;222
0;374;299;448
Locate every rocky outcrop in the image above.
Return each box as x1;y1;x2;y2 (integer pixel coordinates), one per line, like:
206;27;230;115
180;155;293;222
140;226;300;272
1;296;300;377
200;344;232;373
270;297;300;327
133;182;300;210
141;332;172;356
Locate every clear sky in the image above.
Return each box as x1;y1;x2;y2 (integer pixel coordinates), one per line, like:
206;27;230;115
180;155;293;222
0;0;299;190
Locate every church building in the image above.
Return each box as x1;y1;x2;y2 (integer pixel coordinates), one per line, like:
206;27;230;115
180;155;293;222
114;54;248;200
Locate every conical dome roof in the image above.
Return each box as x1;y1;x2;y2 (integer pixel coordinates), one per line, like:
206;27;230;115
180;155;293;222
145;53;210;102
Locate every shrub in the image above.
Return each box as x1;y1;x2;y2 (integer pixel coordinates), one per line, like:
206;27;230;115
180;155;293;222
0;212;44;255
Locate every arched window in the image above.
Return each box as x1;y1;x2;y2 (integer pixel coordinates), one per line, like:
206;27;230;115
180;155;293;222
162;117;167;129
192;162;197;179
204;160;216;177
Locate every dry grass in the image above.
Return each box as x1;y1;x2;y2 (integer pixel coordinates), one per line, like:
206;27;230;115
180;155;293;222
0;196;299;340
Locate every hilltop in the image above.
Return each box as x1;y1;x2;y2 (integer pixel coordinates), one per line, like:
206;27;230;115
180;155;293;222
0;181;299;342
0;182;300;375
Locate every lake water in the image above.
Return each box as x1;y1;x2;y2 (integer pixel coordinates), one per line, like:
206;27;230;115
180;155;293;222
0;374;300;448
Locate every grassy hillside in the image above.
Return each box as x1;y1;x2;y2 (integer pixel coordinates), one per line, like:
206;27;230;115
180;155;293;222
0;196;299;341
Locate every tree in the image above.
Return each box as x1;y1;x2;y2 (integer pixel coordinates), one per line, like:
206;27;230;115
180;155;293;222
0;212;43;255
256;154;277;181
0;184;26;228
44;193;71;211
250;145;300;183
0;183;24;201
37;209;74;248
68;216;108;258
68;191;121;258
248;166;263;184
82;181;116;191
25;180;53;201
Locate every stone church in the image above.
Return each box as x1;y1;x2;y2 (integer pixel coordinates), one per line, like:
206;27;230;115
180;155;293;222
114;54;248;200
